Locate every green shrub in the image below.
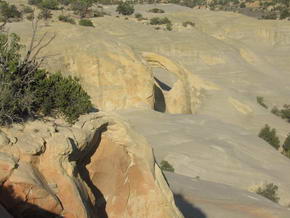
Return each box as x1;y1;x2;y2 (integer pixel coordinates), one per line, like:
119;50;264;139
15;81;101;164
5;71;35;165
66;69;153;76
148;8;165;13
258;124;280;150
0;32;92;125
116;1;134;16
160;160;174;172
150;17;171;25
256;183;280;203
34;72;92;123
256;96;268;109
182;21;195;27
58;15;75;24
0;1;22;22
79;18;94;26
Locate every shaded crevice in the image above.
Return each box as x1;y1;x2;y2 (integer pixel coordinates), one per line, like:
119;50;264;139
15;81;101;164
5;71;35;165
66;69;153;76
75;124;108;218
174;194;207;218
154;84;166;113
154;77;172;91
0;185;63;218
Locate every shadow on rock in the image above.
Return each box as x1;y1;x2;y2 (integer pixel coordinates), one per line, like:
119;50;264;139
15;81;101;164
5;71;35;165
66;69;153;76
0;184;63;218
174;194;207;218
76;123;108;218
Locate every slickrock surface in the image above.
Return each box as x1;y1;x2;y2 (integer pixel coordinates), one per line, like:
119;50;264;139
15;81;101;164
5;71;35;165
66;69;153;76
0;113;182;218
4;2;290;217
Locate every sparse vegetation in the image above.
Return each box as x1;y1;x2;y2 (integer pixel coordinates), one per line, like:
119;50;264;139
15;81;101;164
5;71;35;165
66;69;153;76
256;96;268;109
150;17;171;25
79;18;94;26
116;1;134;16
148;8;165;13
271;104;290;122
134;12;143;20
71;0;98;18
29;0;59;10
258;124;280;150
0;0;22;22
182;21;195;27
256;183;280;203
22;6;34;14
38;8;52;21
166;22;173;31
160;160;175;172
283;134;290;158
58;14;75;24
0;24;92;125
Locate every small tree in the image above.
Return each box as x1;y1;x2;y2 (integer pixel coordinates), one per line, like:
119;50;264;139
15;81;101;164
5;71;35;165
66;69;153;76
116;1;134;16
258;124;280;150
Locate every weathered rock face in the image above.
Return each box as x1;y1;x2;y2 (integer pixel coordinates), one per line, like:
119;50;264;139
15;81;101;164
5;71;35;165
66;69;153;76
10;22;155;112
0;113;182;218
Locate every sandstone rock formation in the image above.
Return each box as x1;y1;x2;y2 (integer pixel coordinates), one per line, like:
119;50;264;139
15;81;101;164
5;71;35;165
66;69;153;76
4;2;290;217
0;113;182;218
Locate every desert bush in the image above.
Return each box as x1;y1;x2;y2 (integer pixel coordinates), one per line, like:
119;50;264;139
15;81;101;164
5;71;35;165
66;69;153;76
0;31;92;125
280;104;290;122
160;160;174;172
93;9;107;17
182;21;195;27
0;1;22;22
71;0;98;18
271;106;281;116
148;8;165;13
116;1;134;16
262;13;277;19
258;124;280;150
40;0;59;9
256;183;280;203
79;18;94;26
150;17;171;25
166;22;172;31
283;133;290;152
38;8;52;20
134;12;142;19
256;96;268;109
58;14;75;24
26;13;34;21
29;0;59;9
271;105;290;122
22;6;34;14
240;2;246;8
280;9;290;19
